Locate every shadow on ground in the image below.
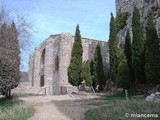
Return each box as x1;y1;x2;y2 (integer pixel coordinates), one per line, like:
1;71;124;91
50;95;109;120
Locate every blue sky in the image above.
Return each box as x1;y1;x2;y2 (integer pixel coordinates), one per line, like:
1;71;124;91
4;0;115;71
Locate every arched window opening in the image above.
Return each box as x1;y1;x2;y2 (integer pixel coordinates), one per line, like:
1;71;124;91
55;55;59;71
40;75;44;87
41;49;45;65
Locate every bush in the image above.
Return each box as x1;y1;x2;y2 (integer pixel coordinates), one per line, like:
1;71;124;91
116;59;131;90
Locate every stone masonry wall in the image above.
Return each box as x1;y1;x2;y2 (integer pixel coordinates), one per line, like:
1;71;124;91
116;0;160;46
28;32;109;95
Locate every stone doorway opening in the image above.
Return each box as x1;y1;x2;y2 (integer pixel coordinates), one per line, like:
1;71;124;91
40;75;44;87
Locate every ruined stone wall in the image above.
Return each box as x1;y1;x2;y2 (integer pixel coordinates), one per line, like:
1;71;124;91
81;38;109;72
58;33;74;89
116;0;160;46
28;33;109;95
28;54;34;86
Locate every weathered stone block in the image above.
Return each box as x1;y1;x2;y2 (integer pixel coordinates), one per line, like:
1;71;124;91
28;33;109;95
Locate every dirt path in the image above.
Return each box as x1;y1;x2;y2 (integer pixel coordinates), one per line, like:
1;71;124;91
20;95;104;120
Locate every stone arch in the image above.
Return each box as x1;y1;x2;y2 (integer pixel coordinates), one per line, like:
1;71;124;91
41;48;46;65
55;55;59;71
40;49;45;87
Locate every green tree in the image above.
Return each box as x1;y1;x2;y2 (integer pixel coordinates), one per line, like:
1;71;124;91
108;13;119;81
68;24;83;87
145;10;160;85
82;60;93;86
132;7;145;83
116;50;130;90
0;22;7;48
116;11;128;32
124;29;135;86
0;22;20;98
10;21;21;83
93;44;105;91
90;59;96;89
124;29;132;70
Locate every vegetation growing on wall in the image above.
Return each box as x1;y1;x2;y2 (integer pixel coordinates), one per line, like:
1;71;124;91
116;11;128;32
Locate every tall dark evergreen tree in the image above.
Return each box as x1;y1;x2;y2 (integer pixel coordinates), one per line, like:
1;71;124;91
67;24;83;87
108;13;119;81
124;29;135;85
82;60;93;86
93;44;105;91
145;10;160;85
132;7;145;83
124;29;132;70
116;50;130;90
90;59;96;89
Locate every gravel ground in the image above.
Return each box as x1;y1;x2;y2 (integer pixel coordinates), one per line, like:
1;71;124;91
20;94;103;120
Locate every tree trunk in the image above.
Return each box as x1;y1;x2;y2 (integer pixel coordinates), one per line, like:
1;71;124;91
91;86;96;96
5;88;11;99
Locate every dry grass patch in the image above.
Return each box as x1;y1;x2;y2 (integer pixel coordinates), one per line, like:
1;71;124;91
0;98;35;120
85;97;160;120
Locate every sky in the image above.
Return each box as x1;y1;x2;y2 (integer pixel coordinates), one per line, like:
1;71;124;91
3;0;115;71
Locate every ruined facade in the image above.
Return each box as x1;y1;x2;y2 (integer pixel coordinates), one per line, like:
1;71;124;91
28;33;109;95
116;0;160;47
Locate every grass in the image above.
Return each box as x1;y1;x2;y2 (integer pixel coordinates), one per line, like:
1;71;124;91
17;93;43;97
85;92;160;120
102;91;143;100
0;98;35;120
0;99;19;111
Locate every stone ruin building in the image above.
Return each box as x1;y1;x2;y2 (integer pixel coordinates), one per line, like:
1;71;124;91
28;33;109;95
116;0;160;47
15;0;160;95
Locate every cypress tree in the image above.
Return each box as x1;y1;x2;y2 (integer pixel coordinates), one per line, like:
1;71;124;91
132;7;145;83
124;29;135;85
108;13;119;81
67;24;83;87
90;59;96;89
145;10;160;85
93;44;105;91
116;50;130;90
82;60;93;86
124;29;132;70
